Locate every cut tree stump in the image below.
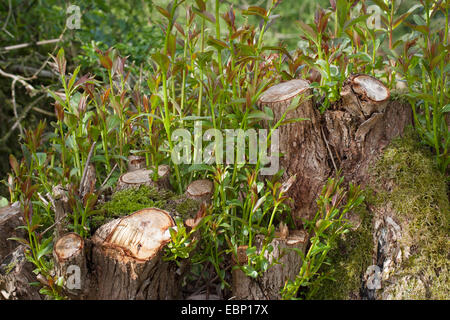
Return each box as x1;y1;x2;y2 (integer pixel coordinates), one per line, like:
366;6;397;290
53;208;180;300
258;79;329;223
232;230;308;300
0;202;24;261
258;75;412;224
0;245;42;300
47;185;70;241
53;233;88;298
116;165;171;192
127;155;147;172
90;208;179;299
185;179;214;204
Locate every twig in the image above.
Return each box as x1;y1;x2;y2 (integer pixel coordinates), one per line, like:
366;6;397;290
0;94;45;144
11;79;23;136
1;38;61;52
79;141;97;195
100;163;119;189
40;212;68;237
1;0;13;38
0;68;35;94
321;127;338;173
32;106;56;117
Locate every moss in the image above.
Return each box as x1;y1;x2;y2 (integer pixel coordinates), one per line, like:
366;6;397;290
90;185;201;231
371;130;449;300
101;185;172;218
310;202;374;300
311;130;449;300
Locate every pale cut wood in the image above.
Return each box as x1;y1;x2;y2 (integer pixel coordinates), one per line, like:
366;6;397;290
90;208;179;299
258;79;309;105
116;165;171;191
102;208;174;261
340;74;390;119
185;179;214;204
232;230;308;300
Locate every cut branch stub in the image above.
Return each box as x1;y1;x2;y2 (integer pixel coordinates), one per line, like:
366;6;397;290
53;233;88;298
232;230;308;300
258;79;329;223
340;74;390;119
185;179;214;204
91;208;179;299
116;165;171;192
100;208;174;261
127;155;146;172
258;79;310;107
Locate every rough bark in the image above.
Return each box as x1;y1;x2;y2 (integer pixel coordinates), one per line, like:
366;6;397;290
258;75;412;225
47;185;70;241
90;208;179;299
53;233;88;298
116;165;171;192
0;202;24;261
232;230;308;300
52;209;180;300
128;155;147;172
258;79;330;224
0;245;42;300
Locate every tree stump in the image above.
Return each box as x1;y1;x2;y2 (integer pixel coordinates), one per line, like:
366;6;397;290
258;79;329;224
47;185;70;241
185;179;214;204
232;230;308;300
324;74;411;185
127;155;147;172
258;75;412;225
0;245;42;300
90;208;179;299
116;165;171;192
53;233;88;298
0;202;24;261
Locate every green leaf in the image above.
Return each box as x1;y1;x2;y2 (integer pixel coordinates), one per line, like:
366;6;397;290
242;6;267;19
442;104;450;113
393;4;421;30
296;21;318;45
207;36;229;50
67;65;81;92
0;196;8;208
371;0;389;12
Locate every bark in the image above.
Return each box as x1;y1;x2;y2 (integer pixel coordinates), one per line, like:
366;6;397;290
53;233;88;298
185;179;214;204
47;185;70;241
258;75;412;224
128;155;147;172
116;165;171;192
53;208;180;300
232;230;308;300
0;245;42;300
0;202;24;261
258;79;330;223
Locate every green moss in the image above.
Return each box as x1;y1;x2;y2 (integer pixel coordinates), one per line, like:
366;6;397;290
90;185;201;230
101;185;172;218
310;202;374;300
311;130;449;300
371;130;449;300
